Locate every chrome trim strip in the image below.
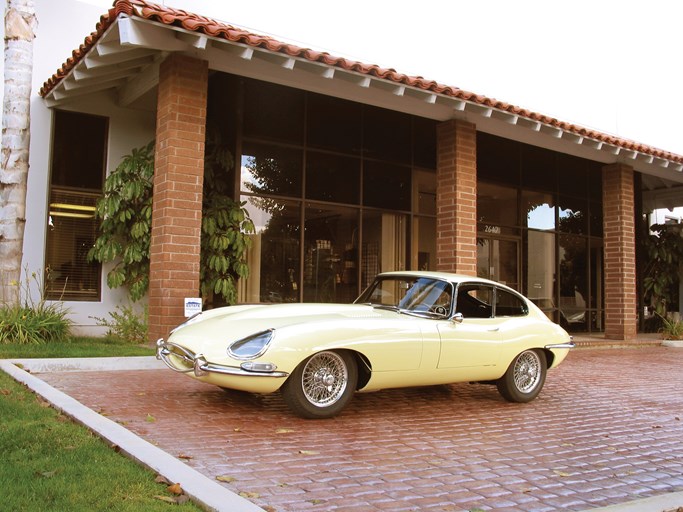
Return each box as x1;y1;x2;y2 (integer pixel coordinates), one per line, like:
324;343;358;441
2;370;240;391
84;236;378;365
544;341;576;350
156;339;288;378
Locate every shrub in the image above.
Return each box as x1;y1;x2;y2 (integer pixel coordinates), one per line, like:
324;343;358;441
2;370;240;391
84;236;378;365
0;271;71;345
92;304;148;344
658;314;683;340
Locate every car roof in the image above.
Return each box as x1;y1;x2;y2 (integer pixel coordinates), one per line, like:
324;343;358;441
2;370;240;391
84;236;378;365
377;271;518;294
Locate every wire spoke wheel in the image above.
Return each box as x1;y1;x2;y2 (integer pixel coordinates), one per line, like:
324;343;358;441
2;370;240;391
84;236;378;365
512;350;542;393
282;350;357;419
497;349;547;403
301;351;348;407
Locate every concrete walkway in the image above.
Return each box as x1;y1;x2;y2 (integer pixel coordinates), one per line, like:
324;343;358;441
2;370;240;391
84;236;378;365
3;344;683;511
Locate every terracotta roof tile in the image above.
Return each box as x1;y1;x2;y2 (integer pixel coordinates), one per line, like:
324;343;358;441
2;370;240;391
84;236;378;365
40;0;683;164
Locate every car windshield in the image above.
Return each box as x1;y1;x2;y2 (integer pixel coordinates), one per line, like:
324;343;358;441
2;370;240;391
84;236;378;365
355;276;453;318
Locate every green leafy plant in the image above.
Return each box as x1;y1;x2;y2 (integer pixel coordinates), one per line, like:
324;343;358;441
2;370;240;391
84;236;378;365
0;270;71;344
88;141;154;302
91;304;148;344
657;313;683;340
200;128;254;305
643;223;683;318
88;137;254;306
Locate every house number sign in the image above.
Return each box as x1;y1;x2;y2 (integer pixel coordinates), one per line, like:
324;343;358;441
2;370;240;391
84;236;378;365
484;225;501;234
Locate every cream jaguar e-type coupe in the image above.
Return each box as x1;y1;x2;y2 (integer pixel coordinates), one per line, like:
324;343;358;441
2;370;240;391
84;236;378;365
156;271;574;418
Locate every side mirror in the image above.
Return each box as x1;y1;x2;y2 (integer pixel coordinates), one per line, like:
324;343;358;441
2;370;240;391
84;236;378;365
452;312;464;324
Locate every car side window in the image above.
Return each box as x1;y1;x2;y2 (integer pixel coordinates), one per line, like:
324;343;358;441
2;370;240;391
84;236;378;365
495;288;528;317
455;284;493;319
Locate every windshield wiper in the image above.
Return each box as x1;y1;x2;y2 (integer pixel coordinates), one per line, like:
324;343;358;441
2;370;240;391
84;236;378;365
371;304;403;313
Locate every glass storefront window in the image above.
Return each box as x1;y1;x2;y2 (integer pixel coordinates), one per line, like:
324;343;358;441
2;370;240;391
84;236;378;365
478;182;518;227
363;161;411;211
306;151;360;204
303;204;359;303
363;105;412;164
413;216;436;271
307;93;362;153
525;230;556;321
558;196;587;235
559;234;588;331
241;142;302;197
241;196;301;303
243;79;304;144
361;211;407;290
523;191;555;230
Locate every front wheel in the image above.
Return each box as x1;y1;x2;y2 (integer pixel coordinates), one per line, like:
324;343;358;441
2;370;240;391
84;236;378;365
497;349;546;403
281;350;357;419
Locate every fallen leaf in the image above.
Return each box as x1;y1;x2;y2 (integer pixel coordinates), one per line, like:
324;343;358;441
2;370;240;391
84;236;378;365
146;414;156;423
233;427;242;432
553;470;571;477
309;499;325;505
216;475;236;483
239;491;260;499
36;470;57;478
167;483;183;495
155;475;172;485
154;495;177;504
298;450;319;455
0;389;11;396
262;507;277;512
36;397;50;408
652;425;662;429
275;428;295;434
176;495;190;504
178;454;193;460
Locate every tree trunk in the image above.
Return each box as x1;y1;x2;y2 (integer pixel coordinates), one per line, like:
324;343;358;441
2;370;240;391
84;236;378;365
1;0;35;304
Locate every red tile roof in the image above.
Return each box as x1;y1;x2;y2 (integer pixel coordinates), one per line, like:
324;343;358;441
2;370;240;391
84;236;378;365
40;0;683;164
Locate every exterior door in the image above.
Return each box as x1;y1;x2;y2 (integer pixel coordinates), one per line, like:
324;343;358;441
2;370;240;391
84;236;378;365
477;237;520;291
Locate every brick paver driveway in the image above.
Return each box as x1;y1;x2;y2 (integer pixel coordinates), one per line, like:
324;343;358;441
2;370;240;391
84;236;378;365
40;347;683;511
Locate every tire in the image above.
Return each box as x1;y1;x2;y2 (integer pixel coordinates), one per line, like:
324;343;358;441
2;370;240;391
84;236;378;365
496;349;547;403
281;350;357;419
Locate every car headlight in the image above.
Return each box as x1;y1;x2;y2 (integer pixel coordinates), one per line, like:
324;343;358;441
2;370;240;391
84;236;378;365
228;329;274;360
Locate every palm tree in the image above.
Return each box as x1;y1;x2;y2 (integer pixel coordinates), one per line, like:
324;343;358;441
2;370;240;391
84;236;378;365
1;0;35;304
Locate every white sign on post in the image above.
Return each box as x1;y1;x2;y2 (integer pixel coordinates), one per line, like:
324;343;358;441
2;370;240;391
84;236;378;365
184;298;202;317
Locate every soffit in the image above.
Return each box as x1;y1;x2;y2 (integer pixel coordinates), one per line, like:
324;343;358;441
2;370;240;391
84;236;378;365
40;0;683;191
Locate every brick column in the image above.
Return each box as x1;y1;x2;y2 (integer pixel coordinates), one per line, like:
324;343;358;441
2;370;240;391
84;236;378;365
148;54;208;342
602;163;637;340
436;120;477;275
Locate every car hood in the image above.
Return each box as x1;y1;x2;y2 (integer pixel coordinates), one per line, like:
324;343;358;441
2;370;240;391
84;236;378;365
169;303;401;344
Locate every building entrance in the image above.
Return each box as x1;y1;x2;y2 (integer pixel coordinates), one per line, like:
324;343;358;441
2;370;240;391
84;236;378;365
476;236;519;292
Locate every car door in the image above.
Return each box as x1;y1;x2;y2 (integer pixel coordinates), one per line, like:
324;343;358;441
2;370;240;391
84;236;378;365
437;283;503;369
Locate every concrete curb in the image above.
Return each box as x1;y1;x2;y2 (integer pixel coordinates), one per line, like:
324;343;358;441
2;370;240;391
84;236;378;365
9;356;165;373
663;340;683;348
0;359;263;512
585;491;683;511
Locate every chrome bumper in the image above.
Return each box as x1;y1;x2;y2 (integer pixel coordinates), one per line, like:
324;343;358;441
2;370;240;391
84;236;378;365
544;340;576;350
156;339;289;378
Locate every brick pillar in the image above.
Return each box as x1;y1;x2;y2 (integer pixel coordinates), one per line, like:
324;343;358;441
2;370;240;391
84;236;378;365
436;120;477;275
148;54;208;342
602;163;637;340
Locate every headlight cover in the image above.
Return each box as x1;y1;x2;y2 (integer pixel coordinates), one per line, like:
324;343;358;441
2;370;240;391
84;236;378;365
228;329;274;360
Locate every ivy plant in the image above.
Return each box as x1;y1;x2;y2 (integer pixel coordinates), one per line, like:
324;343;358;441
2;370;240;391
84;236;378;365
88;136;254;305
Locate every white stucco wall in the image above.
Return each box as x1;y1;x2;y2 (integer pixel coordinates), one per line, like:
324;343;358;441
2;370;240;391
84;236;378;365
2;1;157;334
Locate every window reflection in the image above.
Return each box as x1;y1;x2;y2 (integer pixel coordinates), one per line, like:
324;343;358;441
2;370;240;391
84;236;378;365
559;234;588;331
241;142;302;197
303;204;359;303
240;196;301;303
523;191;555;230
558;197;587;234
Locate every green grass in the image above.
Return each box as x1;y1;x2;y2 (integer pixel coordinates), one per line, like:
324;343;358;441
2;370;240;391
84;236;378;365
0;370;201;511
0;336;155;359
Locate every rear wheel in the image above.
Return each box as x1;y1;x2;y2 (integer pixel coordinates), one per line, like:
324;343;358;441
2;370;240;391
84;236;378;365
497;349;546;402
281;350;357;419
